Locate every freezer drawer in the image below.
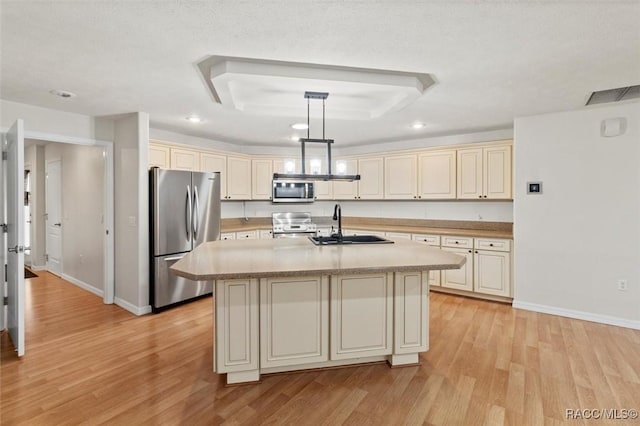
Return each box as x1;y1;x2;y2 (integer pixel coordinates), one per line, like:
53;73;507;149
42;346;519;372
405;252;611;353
153;254;213;309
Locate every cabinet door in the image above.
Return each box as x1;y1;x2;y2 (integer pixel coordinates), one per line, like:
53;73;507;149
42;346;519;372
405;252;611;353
170;148;199;171
200;153;227;199
474;250;511;297
418;150;456;199
484;145;512;199
394;271;429;354
260;276;329;368
220;232;236;241
259;229;273;239
330;273;393;360
358;157;384;199
456;148;483;199
411;235;441;287
332;159;358;199
274;158;300;174
215;279;259;374
149;143;170;169
227;156;251;200
441;247;473;291
251;159;273;200
384;154;417;199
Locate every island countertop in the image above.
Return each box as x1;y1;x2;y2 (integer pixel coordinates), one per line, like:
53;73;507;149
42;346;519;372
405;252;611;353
170;237;466;281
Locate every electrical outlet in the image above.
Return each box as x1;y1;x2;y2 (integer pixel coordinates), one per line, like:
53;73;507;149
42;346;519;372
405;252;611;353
617;279;628;291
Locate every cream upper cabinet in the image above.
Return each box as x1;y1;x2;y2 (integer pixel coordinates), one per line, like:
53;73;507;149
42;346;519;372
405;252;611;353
358;157;384;199
384;154;417;199
333;157;384;200
304;158;332;200
226;155;252;200
170;147;199;171
251;158;273;200
483;145;512;199
200;152;227;199
457;144;511;199
418;150;456;199
332;158;358;199
273;158;300;174
149;143;170;169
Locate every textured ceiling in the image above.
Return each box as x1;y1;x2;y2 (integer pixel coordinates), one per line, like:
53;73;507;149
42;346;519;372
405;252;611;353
1;1;639;148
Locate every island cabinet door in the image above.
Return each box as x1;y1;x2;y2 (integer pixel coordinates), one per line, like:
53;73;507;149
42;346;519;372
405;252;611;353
330;273;393;360
394;271;429;354
260;276;329;368
215;279;259;374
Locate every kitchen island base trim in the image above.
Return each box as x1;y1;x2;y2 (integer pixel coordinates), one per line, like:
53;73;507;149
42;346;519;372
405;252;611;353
214;271;431;384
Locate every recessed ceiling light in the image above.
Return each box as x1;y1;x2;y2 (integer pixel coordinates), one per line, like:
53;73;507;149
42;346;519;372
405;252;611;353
291;123;309;130
412;122;426;129
290;135;300;142
186;115;203;123
49;89;76;98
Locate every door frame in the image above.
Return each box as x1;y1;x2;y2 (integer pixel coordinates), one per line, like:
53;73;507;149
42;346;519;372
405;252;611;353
45;157;63;276
15;130;114;304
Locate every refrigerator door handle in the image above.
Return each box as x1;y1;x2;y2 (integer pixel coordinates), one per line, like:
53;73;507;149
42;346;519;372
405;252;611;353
163;255;185;262
193;185;200;239
186;185;192;240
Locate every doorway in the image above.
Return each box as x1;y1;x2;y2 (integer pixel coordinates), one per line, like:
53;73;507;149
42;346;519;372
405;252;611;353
45;159;62;276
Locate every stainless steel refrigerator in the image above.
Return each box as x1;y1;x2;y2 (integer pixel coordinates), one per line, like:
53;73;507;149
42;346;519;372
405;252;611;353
150;168;221;311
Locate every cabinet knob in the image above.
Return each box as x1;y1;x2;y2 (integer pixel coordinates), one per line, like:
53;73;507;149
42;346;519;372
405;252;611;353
413;195;417;199
478;195;482;198
454;241;459;244
489;243;494;247
475;250;478;254
468;250;472;253
483;195;487;198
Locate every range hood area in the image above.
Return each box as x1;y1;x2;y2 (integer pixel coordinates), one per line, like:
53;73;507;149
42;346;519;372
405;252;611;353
273;91;361;182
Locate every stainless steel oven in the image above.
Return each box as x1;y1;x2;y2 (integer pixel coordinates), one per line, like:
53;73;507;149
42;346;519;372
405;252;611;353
272;212;317;238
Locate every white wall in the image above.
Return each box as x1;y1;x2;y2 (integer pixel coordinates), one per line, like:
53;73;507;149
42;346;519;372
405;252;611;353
113;113;150;314
44;143;105;294
1;99;113;143
513;101;640;328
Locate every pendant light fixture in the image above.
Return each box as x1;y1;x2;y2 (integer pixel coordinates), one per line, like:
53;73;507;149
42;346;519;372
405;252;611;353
273;91;361;182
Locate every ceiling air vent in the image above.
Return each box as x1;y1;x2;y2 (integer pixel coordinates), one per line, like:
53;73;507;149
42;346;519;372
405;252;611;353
586;85;640;105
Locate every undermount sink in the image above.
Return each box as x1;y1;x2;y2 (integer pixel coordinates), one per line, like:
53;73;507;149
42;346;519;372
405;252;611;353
309;235;394;245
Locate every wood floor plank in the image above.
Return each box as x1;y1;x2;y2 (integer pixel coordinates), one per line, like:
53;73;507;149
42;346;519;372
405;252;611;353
2;272;640;425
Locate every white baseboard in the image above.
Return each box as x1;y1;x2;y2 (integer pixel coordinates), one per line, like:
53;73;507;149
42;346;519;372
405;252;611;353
60;273;104;298
512;300;640;330
114;298;152;316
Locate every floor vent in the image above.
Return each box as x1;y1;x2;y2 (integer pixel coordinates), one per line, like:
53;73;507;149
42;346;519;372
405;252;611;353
586;85;640;105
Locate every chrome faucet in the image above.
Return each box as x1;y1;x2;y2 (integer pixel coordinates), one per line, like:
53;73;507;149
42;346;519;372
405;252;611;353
332;203;343;241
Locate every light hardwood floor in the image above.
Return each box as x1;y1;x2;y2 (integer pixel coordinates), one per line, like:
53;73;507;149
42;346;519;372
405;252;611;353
1;271;639;425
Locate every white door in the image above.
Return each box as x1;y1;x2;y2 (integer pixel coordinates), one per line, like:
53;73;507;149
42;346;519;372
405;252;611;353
4;119;26;356
46;159;62;276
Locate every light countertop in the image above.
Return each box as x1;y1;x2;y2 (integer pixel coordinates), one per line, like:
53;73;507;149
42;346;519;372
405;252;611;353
170;237;466;281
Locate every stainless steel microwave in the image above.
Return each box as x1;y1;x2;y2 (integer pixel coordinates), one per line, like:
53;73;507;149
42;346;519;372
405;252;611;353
272;180;315;203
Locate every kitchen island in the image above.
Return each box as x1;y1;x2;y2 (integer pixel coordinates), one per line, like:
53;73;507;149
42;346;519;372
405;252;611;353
171;237;465;384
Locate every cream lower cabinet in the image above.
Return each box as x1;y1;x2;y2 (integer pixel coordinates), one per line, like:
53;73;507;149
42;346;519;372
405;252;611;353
441;245;474;292
473;238;511;297
411;234;441;287
260;276;329;368
215;279;259;383
330;273;393;360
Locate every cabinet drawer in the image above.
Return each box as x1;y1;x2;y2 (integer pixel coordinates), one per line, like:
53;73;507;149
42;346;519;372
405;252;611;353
441;236;473;248
411;234;440;246
474;238;510;252
220;232;236;241
236;230;258;240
